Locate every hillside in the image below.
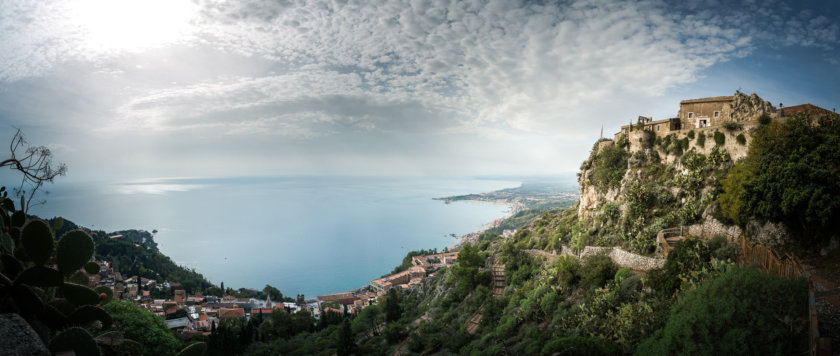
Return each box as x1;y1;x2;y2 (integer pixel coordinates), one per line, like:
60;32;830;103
243;93;840;355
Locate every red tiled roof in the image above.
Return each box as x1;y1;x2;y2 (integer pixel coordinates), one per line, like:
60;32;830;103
780;104;836;117
219;308;245;319
323;307;345;315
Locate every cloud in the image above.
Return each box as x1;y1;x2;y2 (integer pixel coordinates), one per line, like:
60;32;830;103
2;0;839;177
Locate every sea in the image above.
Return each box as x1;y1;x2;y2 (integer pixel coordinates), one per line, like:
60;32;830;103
26;176;518;297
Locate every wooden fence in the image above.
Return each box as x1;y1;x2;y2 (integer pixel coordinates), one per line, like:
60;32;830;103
738;234;808;279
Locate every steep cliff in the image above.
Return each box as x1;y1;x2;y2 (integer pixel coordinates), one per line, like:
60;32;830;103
575;92;781;254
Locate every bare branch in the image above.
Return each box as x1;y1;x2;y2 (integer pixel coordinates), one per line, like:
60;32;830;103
1;129;67;213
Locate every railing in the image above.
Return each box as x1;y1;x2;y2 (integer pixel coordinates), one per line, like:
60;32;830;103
738;235;807;279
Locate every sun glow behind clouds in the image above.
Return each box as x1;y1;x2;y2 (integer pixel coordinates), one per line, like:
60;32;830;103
66;0;197;53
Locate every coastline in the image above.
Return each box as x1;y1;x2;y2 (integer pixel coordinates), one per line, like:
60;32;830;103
448;198;525;247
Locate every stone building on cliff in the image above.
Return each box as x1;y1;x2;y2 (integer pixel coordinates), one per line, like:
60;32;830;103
613;91;780;141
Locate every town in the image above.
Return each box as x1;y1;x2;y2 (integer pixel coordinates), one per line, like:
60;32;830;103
87;248;460;340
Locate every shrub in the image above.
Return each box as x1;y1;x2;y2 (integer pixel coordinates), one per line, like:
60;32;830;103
713;131;725;145
758;114;772;125
696;131;706;147
640;130;655;149
721;120;743;131
543;336;620;356
687;130;695;139
580;254;618;290
591;143;629;191
553;256;581;287
636;267;808;356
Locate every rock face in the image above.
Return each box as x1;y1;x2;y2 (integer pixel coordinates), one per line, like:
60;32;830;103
0;313;50;356
730;91;777;122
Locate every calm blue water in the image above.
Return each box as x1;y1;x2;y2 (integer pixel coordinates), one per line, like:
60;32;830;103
27;176;517;297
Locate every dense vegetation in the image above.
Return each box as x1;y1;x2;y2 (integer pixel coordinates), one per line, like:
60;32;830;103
718;112;840;245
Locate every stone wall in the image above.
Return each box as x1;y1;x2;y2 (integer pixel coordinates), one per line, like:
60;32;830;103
560;244;665;271
686;217;743;244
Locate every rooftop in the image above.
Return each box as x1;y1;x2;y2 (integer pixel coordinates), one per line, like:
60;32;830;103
680;96;735;104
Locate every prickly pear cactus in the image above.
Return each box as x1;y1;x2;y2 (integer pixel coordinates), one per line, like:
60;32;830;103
49;327;101;356
21;220;54;265
57;230;95;274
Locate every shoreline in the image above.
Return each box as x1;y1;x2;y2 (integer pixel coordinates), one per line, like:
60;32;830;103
448;198;526;248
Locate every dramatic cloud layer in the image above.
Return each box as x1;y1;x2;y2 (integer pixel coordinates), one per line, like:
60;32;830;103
1;0;838;177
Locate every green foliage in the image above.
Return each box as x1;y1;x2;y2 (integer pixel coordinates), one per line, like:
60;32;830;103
696;131;706;147
736;133;746;145
542;336;620;356
654;237;737;295
721;120;743;131
713;130;725;145
687;130;695;139
590;143;629;191
57;230;95;274
384;288;402;322
637;267;808;355
388;248;438;275
103;300;182;356
579;254;617;290
177;342;207;356
552;255;581;288
451;243;487;295
717;161;753;224
21;219;54;265
731;113;840;243
758;114;772;125
49;326;100;356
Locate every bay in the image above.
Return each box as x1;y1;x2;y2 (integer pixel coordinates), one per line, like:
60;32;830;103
28;176;518;297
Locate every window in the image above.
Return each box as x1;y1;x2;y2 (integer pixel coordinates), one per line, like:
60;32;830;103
656;124;660;131
688;112;694;119
714;111;720;118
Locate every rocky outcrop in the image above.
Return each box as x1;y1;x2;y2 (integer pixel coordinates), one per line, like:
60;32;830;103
0;314;50;356
730;91;777;122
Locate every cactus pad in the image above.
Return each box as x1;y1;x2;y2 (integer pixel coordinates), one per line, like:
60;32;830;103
21;220;54;265
68;271;90;285
14;266;64;287
12;284;45;317
11;210;24;228
48;327;101;356
84;261;100;274
70;305;113;330
94;286;113;303
0;232;12;254
1;253;23;280
61;282;100;306
57;230;95;274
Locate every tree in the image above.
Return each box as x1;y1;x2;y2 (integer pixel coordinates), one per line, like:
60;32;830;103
336;319;354;356
384;288;402;322
726;113;840;244
0;129;67;213
637;267;808;355
352;304;384;336
102;300;182;356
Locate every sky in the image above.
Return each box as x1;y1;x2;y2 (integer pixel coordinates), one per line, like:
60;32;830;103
0;0;838;182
